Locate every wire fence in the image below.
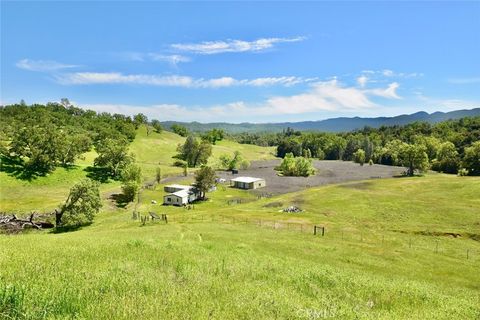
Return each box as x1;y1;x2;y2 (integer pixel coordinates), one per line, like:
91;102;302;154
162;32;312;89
133;212;480;263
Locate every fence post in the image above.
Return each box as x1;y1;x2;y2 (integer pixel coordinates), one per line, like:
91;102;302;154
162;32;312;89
314;226;317;235
322;227;325;236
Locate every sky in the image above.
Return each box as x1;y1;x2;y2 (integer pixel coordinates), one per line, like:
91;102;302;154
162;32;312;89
1;1;479;123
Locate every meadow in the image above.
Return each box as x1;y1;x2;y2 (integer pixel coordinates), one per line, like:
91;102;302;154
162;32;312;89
1;128;479;319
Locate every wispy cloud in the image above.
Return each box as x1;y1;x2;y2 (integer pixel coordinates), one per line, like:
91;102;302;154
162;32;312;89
148;54;191;66
170;36;306;55
361;69;423;79
81;80;400;122
16;59;79;72
56;72;316;88
120;52;191;66
447;77;480;84
366;82;401;99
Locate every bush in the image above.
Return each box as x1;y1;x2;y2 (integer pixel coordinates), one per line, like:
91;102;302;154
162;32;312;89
368;159;374;166
173;160;187;167
354;149;366;166
277;153;315;177
457;168;469;176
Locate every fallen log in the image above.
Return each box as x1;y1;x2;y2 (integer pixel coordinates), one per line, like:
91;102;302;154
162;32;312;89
0;212;55;234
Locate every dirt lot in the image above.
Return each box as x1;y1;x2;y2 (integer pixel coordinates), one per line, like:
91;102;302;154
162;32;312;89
216;160;405;195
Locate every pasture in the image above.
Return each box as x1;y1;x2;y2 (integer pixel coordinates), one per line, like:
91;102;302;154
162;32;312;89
1;173;479;319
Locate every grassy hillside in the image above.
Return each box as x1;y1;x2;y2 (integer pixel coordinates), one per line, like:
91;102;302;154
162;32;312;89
129;126;275;179
1;174;479;319
0;126;274;213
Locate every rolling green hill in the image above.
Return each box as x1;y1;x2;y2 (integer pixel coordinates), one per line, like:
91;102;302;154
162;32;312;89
130;126;275;179
1;174;479;319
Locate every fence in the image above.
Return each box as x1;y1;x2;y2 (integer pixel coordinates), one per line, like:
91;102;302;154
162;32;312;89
132;212;480;262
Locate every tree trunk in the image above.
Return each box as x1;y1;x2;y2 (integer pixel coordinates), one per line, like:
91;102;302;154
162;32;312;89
55;209;63;227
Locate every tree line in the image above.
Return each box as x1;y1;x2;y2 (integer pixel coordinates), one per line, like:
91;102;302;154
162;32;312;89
230;118;480;176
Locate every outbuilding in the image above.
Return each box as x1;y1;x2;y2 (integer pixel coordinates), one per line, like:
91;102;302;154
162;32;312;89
230;177;266;190
163;184;199;206
164;184;193;193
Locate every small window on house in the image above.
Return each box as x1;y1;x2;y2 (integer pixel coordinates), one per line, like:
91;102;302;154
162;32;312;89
167;197;171;201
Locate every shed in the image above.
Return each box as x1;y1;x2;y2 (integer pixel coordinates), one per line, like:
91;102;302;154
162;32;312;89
163;189;198;206
230;177;266;190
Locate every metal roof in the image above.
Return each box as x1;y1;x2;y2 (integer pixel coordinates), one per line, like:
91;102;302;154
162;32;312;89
164;189;191;198
230;176;265;183
164;184;193;190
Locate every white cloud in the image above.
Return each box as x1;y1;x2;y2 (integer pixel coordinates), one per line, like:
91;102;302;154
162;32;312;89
362;69;422;79
382;69;394;77
366;82;401;99
357;75;368;87
148;54;191;66
170;36;306;55
80;80;400;122
56;72;316;88
16;59;79;72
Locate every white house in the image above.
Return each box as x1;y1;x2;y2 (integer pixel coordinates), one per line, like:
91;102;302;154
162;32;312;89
163;184;199;206
230;177;266;190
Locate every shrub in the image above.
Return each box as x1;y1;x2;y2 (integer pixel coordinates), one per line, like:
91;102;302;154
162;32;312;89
277;153;315;177
354;149;366;166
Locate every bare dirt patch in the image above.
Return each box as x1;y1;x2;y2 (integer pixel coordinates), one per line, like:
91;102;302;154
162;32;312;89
216;160;405;195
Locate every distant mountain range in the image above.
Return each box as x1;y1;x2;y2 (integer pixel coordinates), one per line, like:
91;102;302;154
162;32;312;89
162;108;480;133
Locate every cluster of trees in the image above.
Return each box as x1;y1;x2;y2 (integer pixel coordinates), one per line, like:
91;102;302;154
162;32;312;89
0;102;140;172
0;102;154;205
201;129;225;145
219;151;250;170
171;124;189;137
232;117;480;176
175;136;212;168
277;153;315;177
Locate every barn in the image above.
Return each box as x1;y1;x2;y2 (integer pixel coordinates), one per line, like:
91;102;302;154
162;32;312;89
230;177;266;190
163;184;199;206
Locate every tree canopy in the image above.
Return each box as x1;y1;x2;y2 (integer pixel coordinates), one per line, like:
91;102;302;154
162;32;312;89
175;136;212;167
55;178;102;227
193;166;216;200
277;153;316;177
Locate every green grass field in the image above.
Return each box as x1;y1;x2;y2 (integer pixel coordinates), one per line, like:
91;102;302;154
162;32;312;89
129;126;275;179
1;128;479;319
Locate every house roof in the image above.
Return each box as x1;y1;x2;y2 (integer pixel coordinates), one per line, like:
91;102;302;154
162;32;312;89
165;184;193;190
164;190;190;198
230;176;265;183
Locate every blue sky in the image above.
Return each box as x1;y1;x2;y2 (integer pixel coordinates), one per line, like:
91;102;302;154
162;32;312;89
1;1;479;123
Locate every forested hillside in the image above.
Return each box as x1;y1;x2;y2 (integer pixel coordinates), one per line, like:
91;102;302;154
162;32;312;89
162;108;480;133
231;117;480;175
